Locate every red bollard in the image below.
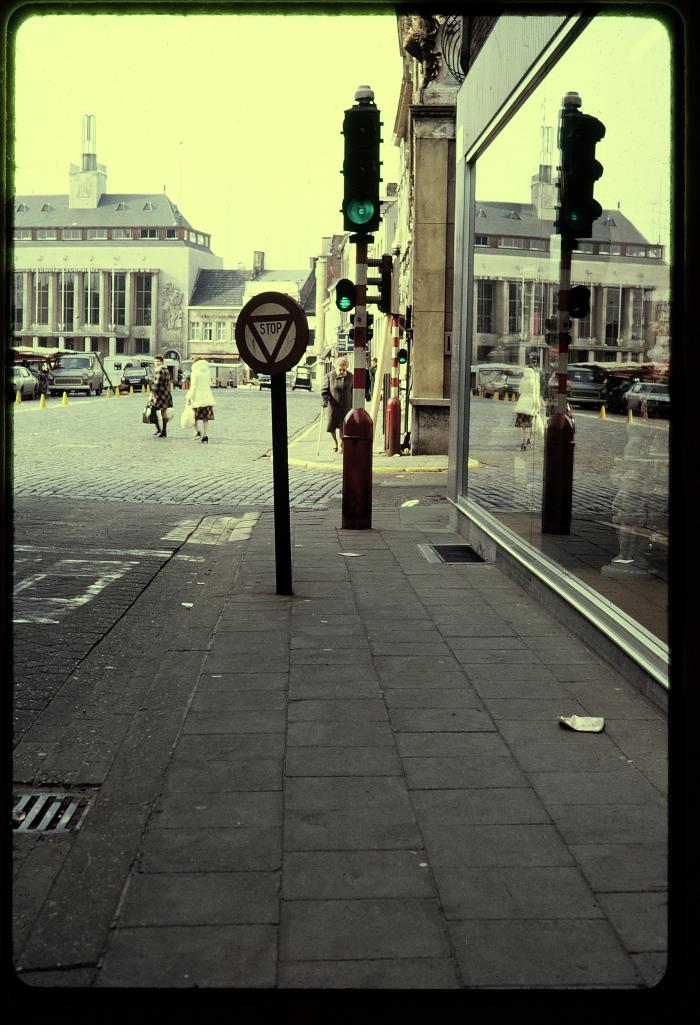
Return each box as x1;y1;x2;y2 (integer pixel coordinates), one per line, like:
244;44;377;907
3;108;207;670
385;395;401;456
342;408;373;529
541;412;575;534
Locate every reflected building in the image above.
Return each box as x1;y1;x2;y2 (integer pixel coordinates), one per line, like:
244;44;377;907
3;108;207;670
473;136;670;369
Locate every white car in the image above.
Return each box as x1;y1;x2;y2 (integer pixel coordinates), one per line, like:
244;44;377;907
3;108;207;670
10;366;39;400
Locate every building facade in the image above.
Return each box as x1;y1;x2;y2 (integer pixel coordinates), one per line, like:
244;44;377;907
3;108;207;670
11;115;222;362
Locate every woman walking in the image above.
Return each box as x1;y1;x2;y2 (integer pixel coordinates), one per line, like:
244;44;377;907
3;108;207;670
150;354;174;438
513;354;542;451
184;357;216;444
321;356;353;453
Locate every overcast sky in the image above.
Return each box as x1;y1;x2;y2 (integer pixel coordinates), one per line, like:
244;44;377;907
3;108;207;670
12;8;403;270
12;8;672;267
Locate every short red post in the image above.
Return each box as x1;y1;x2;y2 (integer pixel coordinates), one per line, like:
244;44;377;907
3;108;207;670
342;408;373;529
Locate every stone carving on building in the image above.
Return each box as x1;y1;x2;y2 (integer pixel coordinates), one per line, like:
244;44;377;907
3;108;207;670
160;282;183;331
402;14;443;89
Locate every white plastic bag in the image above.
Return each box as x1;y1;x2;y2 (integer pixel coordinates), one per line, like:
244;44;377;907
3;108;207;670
532;413;545;437
180;404;195;429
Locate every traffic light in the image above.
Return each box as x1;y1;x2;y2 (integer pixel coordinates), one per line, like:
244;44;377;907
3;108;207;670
397;348;408;365
367;254;392;313
335;278;356;313
544;313;571;350
341;86;382;234
568;285;591;319
555;92;605;240
349;312;374;343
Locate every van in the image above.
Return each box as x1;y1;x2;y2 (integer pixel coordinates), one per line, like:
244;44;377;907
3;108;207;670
49;353;105;396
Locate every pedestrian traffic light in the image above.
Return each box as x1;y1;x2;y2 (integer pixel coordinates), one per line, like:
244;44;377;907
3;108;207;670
341;86;382;234
567;284;591;319
367;313;374;342
397;347;408;365
335;278;356;313
555;92;605;241
367;254;392;313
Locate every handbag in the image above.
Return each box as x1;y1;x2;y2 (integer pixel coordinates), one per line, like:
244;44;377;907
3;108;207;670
180;404;195;429
142;402;155;425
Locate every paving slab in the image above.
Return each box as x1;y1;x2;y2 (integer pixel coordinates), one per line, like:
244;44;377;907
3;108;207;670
434;865;605;920
118;871;280;926
283;850;435;900
277;957;461;989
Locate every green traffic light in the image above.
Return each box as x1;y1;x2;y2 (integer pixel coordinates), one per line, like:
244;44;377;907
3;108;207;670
338;296;353;312
346;198;376;226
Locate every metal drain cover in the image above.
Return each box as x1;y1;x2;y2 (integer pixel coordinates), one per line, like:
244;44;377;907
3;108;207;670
418;544;485;564
12;790;94;833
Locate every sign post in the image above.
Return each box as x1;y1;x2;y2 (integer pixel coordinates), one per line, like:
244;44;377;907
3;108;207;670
235;291;309;594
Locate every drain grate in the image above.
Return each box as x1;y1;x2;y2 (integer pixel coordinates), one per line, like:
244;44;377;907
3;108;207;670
12;790;94;833
418;544;486;564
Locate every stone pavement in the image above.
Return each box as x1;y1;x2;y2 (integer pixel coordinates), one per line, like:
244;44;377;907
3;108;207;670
12;485;669;993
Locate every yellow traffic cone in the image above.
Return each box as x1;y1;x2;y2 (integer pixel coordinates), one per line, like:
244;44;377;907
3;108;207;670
15;389;21;404
598;405;606;420
129;385;134;397
39;394;46;410
106;387;112;398
627;408;633;424
62;391;68;405
115;385;121;397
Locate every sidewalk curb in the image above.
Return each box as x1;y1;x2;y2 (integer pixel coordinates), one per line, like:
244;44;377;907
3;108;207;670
287;456;449;473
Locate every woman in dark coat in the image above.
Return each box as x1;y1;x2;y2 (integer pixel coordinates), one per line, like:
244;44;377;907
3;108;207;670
321;357;353;453
150;354;174;438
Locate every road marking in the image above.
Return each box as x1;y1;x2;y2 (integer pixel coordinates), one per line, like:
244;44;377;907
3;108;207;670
13;559;138;624
15;544;175;558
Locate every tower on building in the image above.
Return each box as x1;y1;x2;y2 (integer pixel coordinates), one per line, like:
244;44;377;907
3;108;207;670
69;114;107;209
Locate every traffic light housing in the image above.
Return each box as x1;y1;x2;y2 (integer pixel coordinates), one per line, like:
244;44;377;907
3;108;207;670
556;92;605;241
397;347;408;365
335;278;356;313
341;87;382;234
349;312;374;343
544;313;572;349
568;285;591;319
367;254;392;314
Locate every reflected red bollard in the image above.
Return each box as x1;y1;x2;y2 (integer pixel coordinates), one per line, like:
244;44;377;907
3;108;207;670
542;412;575;534
385;396;401;456
342;408;373;529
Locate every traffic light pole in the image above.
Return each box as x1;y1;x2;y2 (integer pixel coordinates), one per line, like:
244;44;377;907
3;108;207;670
342;235;373;529
542;236;576;534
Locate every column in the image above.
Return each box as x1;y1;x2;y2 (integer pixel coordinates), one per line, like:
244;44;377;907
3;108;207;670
73;273;83;333
494;280;507;338
109;336;117;357
125;271;135;343
593;285;605;346
99;270;107;334
22;272;31;332
150;272;159;354
48;272;58;333
621;287;634;344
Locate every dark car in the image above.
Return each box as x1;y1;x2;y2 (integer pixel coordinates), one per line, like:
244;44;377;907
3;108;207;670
624;381;670;418
119;365;153;392
9;366;39;401
292;366;312;391
549;366;606;410
257;374;272;389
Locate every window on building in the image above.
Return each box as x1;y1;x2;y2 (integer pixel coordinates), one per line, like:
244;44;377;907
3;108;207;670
109;272;126;327
116;338;126;354
202;321;213;340
597;243;610;255
610;244;622;255
16;202;29;212
14;229;32;240
475;234;489;246
605;288;622;343
13;273;23;329
112;228;133;239
87;228;108;239
529;239;546;250
83;271;99;325
500;237;525;248
165;228;177;239
625;245;646;257
143;202;154;211
215;321;226;341
476;281;494;333
631;287;644;340
34;272;49;324
36;229;57;240
41;203;52;212
577;242;595;253
62;228;82;240
134;338;150;354
135;273;152;326
647;246;663;258
508;281;523;333
60;274;75;330
196;233;205;245
116;202;127;211
139;228;158;239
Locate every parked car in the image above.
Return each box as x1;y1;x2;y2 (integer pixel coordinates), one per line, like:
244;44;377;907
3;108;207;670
292;366;313;391
481;372;509;399
9;366;39;401
119;365;153;392
504;370;523;399
549;366;606;410
48;354;104;396
257;374;272;389
624;381;670;418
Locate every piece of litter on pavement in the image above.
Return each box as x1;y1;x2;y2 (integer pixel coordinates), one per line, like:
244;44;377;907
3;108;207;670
559;715;605;732
401;499;420;507
181;602;194;609
339;552;363;557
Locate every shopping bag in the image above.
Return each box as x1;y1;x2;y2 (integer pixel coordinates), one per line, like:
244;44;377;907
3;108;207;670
142;403;156;425
532;413;545;437
180;404;195;429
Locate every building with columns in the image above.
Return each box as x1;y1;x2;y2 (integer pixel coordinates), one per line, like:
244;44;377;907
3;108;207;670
11;115;222;362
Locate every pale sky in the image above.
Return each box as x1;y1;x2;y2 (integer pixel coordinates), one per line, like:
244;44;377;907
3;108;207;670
12;7;404;270
12;9;672;266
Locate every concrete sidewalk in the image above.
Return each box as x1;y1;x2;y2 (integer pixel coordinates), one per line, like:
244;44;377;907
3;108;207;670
13;488;667;991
